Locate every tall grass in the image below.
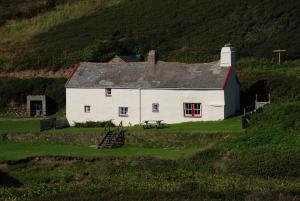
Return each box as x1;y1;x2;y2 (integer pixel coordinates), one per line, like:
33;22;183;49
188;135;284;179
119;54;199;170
238;57;300;72
0;0;120;45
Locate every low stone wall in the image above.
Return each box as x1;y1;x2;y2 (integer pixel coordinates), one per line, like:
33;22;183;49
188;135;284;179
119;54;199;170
4;133;105;145
1;131;228;148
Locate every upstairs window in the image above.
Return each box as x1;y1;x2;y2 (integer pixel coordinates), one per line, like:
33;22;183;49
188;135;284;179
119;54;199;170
152;103;159;113
105;88;112;97
84;105;91;113
119;107;128;117
184;103;202;118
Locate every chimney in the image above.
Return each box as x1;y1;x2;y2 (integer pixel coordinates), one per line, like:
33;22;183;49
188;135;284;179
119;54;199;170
147;50;159;64
220;43;237;67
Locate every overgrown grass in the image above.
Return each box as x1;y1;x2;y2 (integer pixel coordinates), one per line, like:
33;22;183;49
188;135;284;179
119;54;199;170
0;0;120;45
238;57;300;73
1;0;300;70
0;0;83;26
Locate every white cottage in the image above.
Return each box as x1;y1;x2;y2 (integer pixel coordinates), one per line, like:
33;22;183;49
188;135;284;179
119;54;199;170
65;45;240;126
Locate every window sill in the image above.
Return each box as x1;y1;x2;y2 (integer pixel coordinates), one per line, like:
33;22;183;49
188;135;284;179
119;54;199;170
184;116;202;118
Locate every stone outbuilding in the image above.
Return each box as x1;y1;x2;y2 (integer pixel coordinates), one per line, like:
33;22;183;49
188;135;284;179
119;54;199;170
27;95;46;117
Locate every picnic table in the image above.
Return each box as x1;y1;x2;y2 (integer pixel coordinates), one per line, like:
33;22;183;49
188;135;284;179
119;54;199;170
143;120;166;129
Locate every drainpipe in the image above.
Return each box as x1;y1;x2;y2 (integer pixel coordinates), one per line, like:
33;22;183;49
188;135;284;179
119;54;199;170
139;88;142;125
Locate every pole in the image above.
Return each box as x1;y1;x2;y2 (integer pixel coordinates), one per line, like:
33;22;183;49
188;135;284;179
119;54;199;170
273;50;287;65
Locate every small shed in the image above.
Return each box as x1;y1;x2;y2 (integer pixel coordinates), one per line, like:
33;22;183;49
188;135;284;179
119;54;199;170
27;95;46;117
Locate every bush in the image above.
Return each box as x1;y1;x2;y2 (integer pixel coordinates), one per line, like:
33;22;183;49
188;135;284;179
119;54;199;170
74;121;116;128
250;102;300;131
227;146;300;179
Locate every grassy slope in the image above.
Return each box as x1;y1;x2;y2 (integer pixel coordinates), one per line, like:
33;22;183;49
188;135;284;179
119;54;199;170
0;0;120;45
0;117;241;160
1;0;300;71
0;0;83;26
0;143;201;160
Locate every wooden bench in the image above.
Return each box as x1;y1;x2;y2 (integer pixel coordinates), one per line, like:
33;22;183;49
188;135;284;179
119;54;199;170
143;120;166;129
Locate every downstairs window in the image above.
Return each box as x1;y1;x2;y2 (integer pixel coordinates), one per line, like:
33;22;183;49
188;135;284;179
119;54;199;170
119;107;128;117
183;103;202;118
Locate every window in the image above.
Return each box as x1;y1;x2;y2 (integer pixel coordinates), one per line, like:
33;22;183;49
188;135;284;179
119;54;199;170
84;105;91;113
184;103;202;118
152;103;159;113
105;88;112;97
119;107;128;117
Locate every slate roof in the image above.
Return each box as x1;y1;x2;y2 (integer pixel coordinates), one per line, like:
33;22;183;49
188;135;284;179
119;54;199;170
66;61;231;89
109;55;144;63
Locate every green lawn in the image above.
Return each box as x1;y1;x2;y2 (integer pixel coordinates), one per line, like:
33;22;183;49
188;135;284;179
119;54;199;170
51;116;243;134
0;117;241;161
0;119;40;133
0;116;242;134
0;142;201;161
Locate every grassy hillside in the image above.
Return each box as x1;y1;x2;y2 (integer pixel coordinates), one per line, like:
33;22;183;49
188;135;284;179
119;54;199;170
0;108;299;200
0;0;61;26
0;0;300;71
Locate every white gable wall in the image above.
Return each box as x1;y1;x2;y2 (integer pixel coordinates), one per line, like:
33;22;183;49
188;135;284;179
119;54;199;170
66;88;225;126
224;67;240;117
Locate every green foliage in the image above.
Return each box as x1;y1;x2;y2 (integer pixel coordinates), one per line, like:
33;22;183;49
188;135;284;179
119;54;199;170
224;101;300;179
227;146;300;179
1;0;300;70
0;77;66;110
238;58;300;71
0;0;56;25
74;121;116;128
250;102;300;132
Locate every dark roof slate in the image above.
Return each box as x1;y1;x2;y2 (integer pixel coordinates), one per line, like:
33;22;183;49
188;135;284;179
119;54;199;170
66;61;230;89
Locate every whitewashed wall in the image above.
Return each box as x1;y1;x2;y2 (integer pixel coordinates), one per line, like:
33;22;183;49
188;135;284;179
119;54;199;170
140;89;225;124
66;88;225;126
224;67;240;117
66;88;140;126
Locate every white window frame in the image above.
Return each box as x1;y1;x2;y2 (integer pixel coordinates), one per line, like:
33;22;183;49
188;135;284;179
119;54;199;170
119;107;128;117
105;88;112;97
183;103;202;118
152;103;159;113
84;105;91;113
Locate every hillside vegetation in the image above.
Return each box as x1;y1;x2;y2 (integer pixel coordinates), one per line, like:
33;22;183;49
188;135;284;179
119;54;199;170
0;0;72;26
0;0;300;71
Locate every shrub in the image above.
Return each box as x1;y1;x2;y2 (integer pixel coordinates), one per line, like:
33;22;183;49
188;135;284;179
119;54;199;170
74;121;116;128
